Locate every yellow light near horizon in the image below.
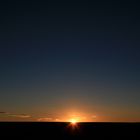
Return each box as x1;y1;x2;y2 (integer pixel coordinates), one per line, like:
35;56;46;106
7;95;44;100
69;119;78;125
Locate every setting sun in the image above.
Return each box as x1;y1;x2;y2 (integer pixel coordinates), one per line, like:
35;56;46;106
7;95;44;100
70;119;77;124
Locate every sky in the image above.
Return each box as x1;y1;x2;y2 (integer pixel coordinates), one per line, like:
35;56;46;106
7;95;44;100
0;1;140;122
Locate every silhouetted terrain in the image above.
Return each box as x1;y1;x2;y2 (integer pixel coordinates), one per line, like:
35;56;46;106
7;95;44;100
0;122;139;139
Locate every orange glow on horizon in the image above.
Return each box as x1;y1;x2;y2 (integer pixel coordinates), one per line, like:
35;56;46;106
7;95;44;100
69;119;78;125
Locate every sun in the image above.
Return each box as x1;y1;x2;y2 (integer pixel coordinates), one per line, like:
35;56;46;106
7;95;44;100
69;119;78;125
68;118;79;129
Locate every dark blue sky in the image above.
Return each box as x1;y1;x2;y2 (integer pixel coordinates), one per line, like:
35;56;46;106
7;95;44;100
0;1;140;121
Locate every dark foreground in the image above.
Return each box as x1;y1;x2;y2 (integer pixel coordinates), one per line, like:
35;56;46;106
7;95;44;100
0;122;139;139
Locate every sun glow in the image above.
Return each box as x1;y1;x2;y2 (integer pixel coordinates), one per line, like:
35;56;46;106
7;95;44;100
70;119;77;124
68;118;79;130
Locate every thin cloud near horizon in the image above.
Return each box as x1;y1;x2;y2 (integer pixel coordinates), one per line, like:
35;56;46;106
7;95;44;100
0;111;31;118
0;111;97;122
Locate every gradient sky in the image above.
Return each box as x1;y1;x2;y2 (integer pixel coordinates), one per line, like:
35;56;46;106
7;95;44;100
0;1;140;122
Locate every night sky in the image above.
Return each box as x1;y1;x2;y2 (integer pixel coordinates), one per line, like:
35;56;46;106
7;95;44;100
0;1;140;122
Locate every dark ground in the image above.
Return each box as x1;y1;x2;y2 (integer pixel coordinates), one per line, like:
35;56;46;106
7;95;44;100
0;122;139;139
